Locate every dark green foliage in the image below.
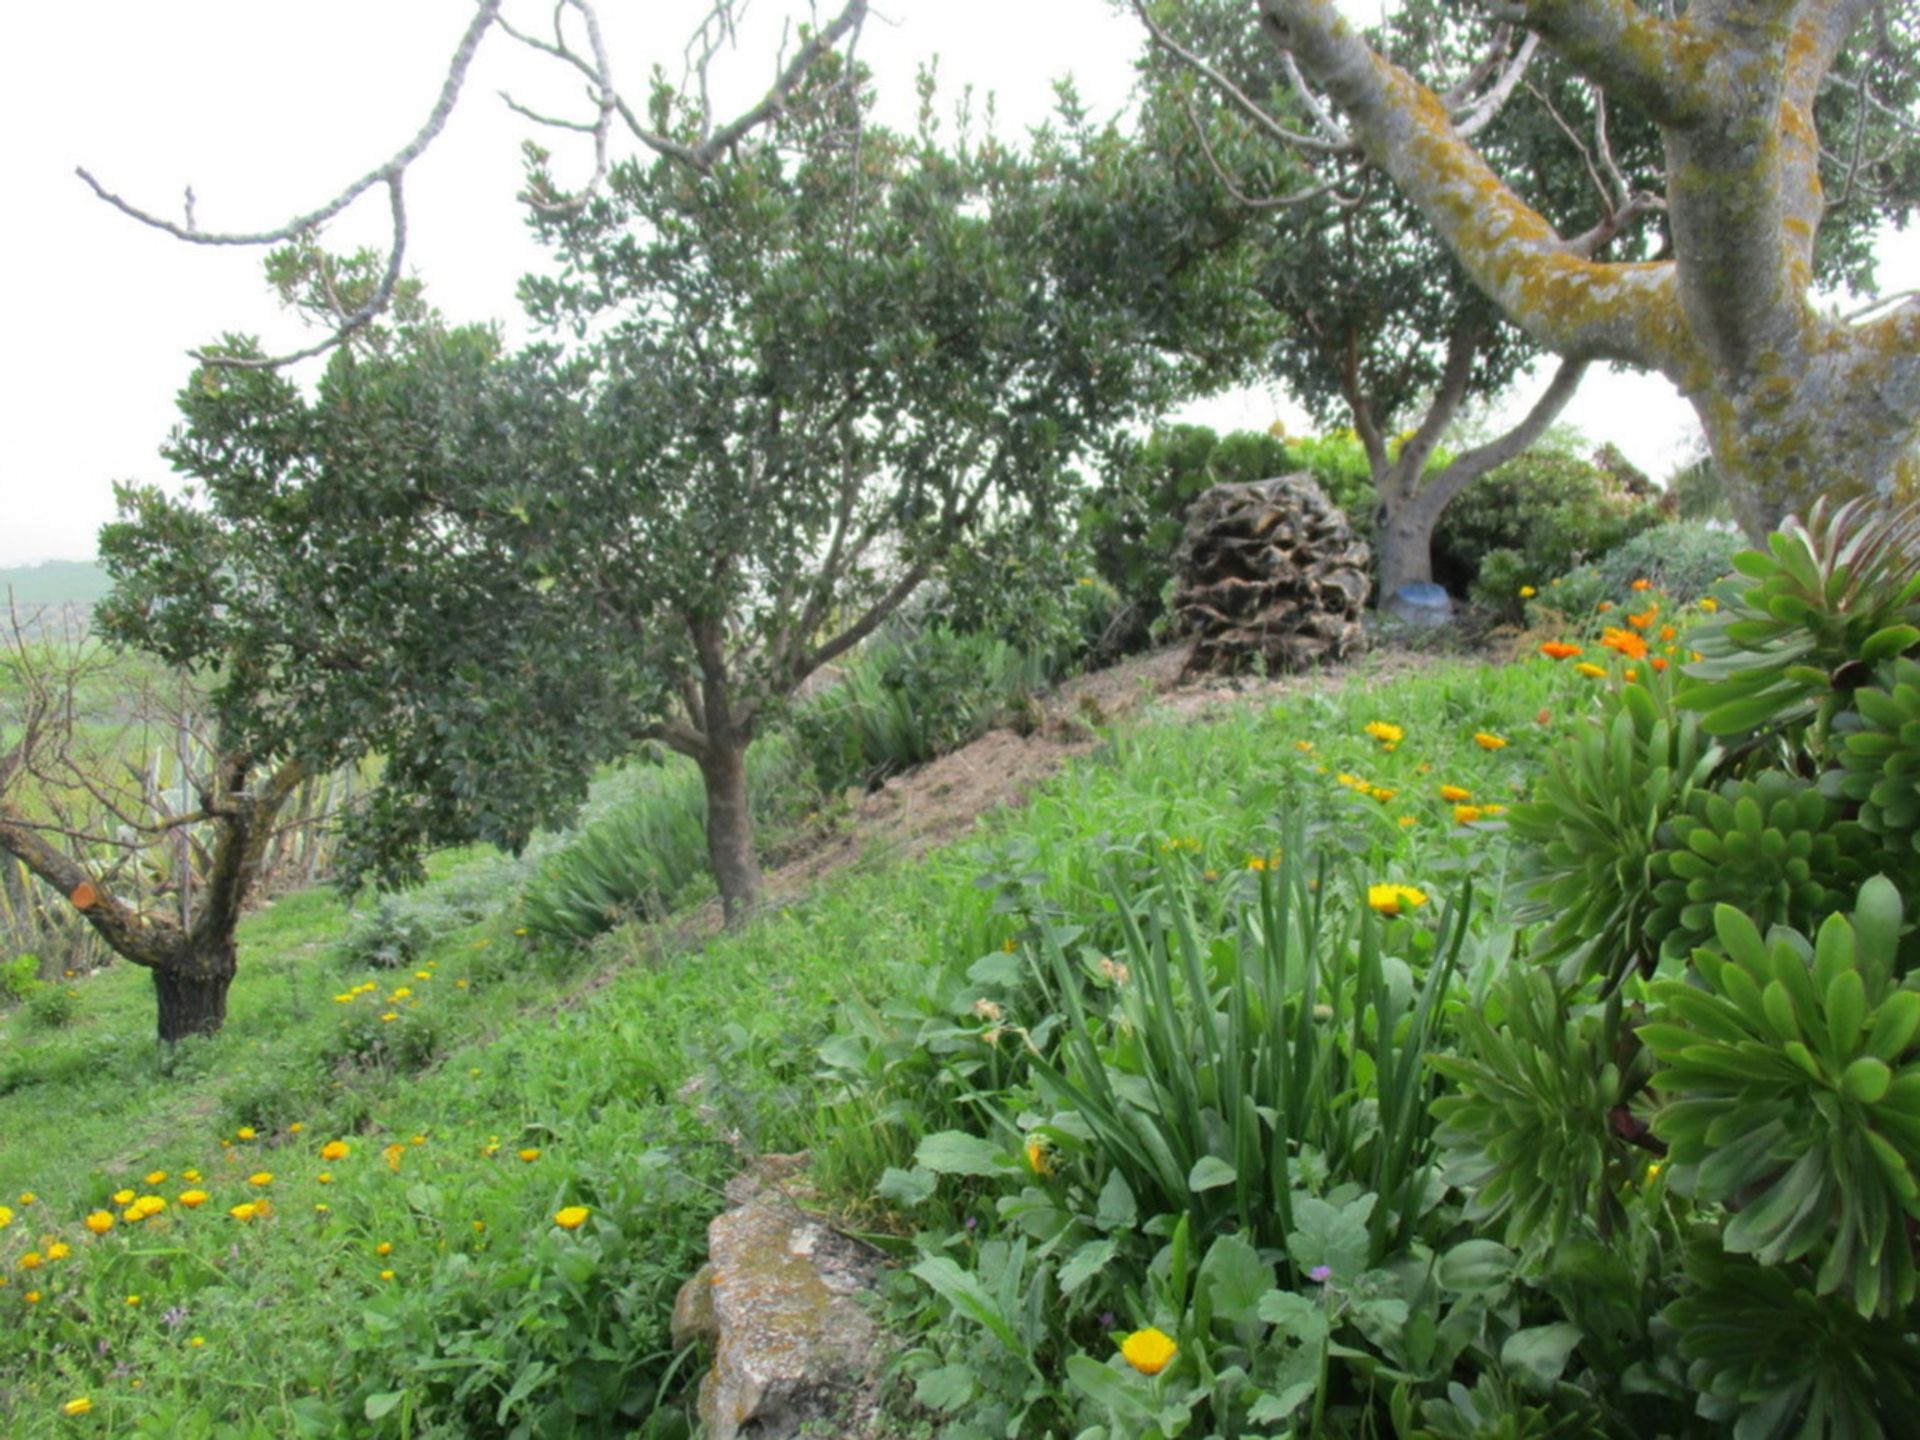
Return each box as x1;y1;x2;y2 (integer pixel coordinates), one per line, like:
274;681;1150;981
1648;772;1872;964
796;627;1056;795
1509;674;1721;990
1666;1243;1920;1439
917;525;1121;672
22;983;79;1031
1834;657;1920;857
1429;970;1618;1258
1436;445;1663;605
1644;886;1920;1317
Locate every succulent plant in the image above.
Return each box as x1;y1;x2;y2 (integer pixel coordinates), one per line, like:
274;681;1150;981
1649;771;1872;964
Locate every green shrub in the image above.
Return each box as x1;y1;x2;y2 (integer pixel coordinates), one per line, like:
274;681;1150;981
340;895;442;970
920;522;1121;670
1439;443;1663;607
1;953;41;1003
22;983;79;1030
795;626;1054;794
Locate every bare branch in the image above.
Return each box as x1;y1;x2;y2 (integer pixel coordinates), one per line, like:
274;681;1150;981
1134;0;1354;155
1183;99;1362;211
78;0;502;246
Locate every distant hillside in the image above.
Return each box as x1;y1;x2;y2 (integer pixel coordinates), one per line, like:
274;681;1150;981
0;559;108;606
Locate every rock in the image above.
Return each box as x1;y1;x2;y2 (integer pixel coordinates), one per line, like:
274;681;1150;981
1384;582;1454;626
1172;475;1370;676
673;1157;882;1439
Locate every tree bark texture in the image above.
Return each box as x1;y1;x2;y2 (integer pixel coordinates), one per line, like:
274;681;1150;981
699;736;764;927
1254;0;1920;537
0;756;303;1042
152;933;238;1043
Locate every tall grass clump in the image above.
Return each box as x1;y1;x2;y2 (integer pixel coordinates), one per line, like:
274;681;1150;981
796;626;1058;793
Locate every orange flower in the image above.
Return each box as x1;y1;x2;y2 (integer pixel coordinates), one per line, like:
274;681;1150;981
1597;601;1614;612
1631;578;1652;592
1626;606;1659;630
1439;785;1472;803
1472;732;1508;751
1599;627;1649;660
1658;625;1677;642
1651;656;1669;671
1538;641;1582;661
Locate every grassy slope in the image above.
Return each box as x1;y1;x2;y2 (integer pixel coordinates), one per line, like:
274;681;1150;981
0;649;1572;1437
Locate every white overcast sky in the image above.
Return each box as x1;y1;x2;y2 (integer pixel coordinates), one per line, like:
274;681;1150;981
1;0;1889;566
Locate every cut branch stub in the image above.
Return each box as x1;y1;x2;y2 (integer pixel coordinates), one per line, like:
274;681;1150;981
1173;474;1370;677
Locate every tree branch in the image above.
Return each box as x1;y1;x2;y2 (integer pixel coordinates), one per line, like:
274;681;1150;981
1478;0;1714;127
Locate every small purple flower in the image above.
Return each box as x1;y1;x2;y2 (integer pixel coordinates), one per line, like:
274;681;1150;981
162;1305;189;1330
1098;1310;1118;1331
964;1215;978;1231
1308;1265;1332;1283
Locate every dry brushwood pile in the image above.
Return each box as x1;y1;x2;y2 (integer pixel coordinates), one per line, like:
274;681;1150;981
1172;474;1371;676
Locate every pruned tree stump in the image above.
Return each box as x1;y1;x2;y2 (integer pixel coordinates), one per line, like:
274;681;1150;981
1172;475;1370;676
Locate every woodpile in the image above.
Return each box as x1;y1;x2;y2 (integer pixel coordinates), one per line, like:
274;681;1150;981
1172;475;1370;676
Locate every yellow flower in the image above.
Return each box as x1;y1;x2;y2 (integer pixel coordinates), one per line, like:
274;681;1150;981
189;1336;205;1347
455;979;469;989
1025;1139;1051;1176
321;1140;350;1162
333;993;356;1004
1482;803;1506;817
1518;585;1536;598
61;1398;92;1417
314;1203;330;1214
144;1170;167;1186
1294;739;1314;754
46;1243;70;1261
380;1269;395;1281
1438;784;1472;803
18;1192;35;1206
1453;805;1484;824
1574;662;1607;679
383;1143;406;1172
288;1122;305;1134
1120;1327;1178;1376
390;987;412;1000
379;1012;400;1023
24;1290;40;1304
133;1195;166;1218
1363;721;1404;745
1368;786;1396;803
0;1205;11;1230
1396;815;1417;829
375;1241;393;1257
84;1211;114;1235
1367;884;1428;917
19;1252;42;1270
125;1294;140;1306
1472;732;1507;751
517;1148;541;1163
178;1189;209;1209
248;1172;273;1188
236;1127;256;1141
112;1189;136;1207
182;1170;201;1183
229;1202;261;1223
554;1206;591;1230
1699;596;1719;612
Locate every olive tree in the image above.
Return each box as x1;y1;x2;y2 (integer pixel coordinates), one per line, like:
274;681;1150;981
1179;1;1920;539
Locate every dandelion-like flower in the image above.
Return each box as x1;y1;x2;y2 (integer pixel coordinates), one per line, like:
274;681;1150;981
1120;1327;1177;1376
554;1206;591;1230
1574;662;1607;679
1438;784;1471;803
320;1141;349;1162
61;1398;92;1417
84;1211;114;1235
1367;884;1428;917
1472;732;1507;751
1539;641;1581;661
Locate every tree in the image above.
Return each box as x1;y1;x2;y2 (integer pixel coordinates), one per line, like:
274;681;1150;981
0;612;306;1041
104;63;1252;925
1192;2;1920;539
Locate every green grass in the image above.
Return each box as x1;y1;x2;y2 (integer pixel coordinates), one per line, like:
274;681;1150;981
0;647;1592;1437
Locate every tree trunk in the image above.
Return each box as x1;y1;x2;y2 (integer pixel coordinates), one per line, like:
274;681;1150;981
699;736;764;927
1374;494;1441;599
152;935;237;1043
